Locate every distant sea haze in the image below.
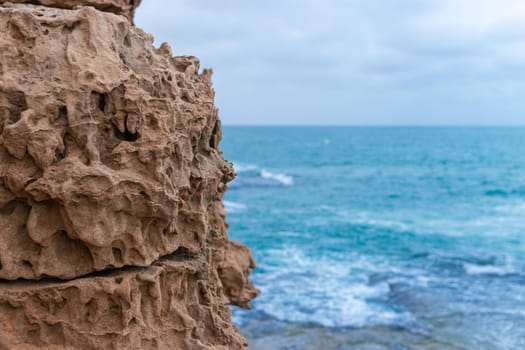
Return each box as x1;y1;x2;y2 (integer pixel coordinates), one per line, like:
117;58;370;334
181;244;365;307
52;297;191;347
222;126;525;350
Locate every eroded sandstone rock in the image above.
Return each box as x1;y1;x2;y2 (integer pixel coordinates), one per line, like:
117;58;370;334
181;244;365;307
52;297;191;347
0;0;141;21
0;1;258;348
0;2;231;280
0;254;248;349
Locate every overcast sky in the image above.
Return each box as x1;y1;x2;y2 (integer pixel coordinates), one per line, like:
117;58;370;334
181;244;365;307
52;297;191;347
135;0;525;125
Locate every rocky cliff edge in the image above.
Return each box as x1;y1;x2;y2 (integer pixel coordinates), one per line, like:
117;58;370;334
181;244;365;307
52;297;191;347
0;1;258;349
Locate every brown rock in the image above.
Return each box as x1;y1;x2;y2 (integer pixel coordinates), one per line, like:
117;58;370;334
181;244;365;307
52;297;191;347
0;0;141;21
0;254;248;349
0;0;258;348
0;3;233;280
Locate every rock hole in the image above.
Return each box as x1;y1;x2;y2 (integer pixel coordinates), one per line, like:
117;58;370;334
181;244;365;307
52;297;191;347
112;247;123;263
123;34;131;48
90;92;107;113
54;147;65;162
0;201;17;215
112;116;140;142
85;72;95;81
190;136;198;152
209;120;220;149
62;130;74;158
115;277;123;284
170;246;194;259
53;107;67;161
109;303;122;314
8;22;26;43
22;260;33;269
147;115;158;128
166;166;174;180
61;22;77;36
98;94;106;112
119;52;128;65
57;106;67;120
85;298;96;318
181;94;190;103
6;90;28;124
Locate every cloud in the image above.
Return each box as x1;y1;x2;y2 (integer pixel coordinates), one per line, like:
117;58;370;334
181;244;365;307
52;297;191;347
135;0;525;125
418;0;525;37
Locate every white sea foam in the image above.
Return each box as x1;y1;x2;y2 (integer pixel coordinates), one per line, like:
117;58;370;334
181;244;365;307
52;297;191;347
251;247;410;328
463;262;515;276
231;162;294;187
223;200;247;213
260;170;294;186
232;162;258;173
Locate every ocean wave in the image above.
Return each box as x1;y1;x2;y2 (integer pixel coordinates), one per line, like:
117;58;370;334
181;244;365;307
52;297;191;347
244;247;410;328
232;162;258;173
223;200;247;213
463;262;516;276
229;162;294;188
260;170;294;186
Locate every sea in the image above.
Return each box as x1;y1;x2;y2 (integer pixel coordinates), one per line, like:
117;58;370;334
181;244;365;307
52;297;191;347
220;126;525;350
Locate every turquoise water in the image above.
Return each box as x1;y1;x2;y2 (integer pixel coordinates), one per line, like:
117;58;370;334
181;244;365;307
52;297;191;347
221;127;525;350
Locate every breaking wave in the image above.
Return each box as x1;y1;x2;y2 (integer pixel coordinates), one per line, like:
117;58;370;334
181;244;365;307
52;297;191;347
463;262;516;276
230;162;294;188
223;201;247;213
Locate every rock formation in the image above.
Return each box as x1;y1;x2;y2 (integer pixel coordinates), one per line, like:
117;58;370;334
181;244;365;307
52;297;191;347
0;1;258;348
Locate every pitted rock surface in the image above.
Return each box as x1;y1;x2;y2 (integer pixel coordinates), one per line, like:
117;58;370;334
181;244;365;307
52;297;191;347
0;255;248;349
1;3;226;280
0;0;141;21
0;1;258;348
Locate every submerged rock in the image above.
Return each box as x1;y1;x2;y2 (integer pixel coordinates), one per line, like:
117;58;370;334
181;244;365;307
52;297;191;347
0;1;258;348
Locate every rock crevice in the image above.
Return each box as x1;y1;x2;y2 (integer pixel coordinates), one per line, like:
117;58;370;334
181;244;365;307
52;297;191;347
0;1;258;349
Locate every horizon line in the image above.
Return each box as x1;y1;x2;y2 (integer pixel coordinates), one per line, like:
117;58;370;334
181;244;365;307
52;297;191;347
221;124;525;127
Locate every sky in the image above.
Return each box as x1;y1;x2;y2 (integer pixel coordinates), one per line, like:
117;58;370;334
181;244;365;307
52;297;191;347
135;0;525;125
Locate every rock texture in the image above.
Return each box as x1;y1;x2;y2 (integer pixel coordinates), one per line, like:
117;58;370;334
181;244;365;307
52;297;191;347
0;1;258;348
0;254;246;350
0;0;141;21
